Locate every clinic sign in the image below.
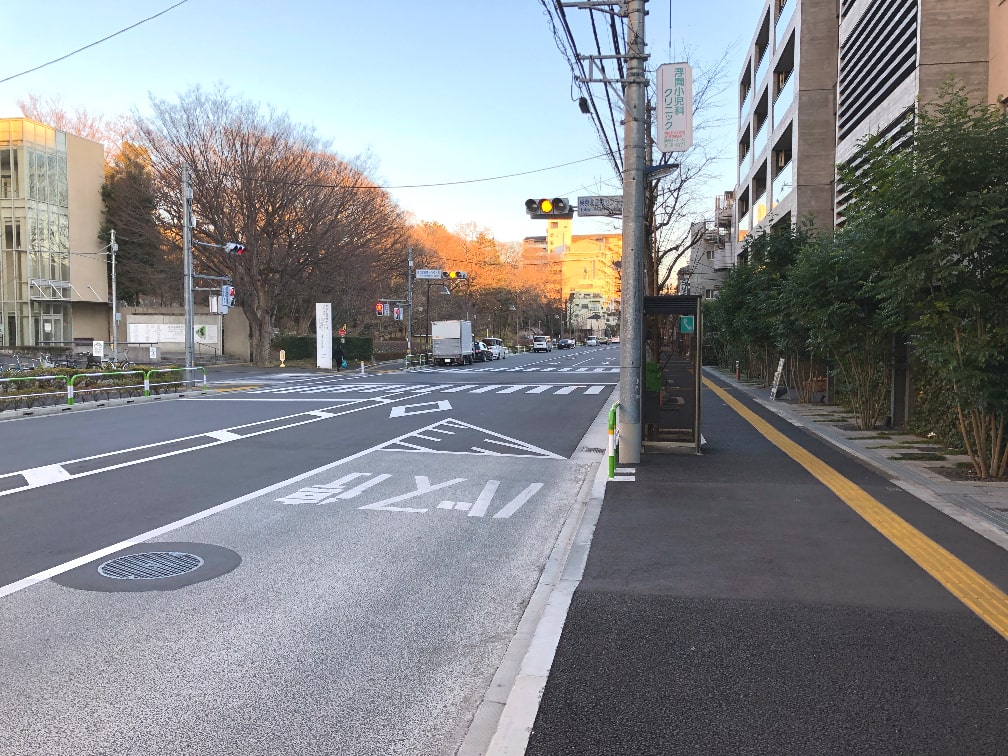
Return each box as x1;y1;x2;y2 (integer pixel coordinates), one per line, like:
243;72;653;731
656;62;693;153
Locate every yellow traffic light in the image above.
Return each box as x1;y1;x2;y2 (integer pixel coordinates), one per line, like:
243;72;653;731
524;197;573;219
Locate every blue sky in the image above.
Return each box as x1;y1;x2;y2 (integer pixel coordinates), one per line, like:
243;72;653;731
0;0;756;243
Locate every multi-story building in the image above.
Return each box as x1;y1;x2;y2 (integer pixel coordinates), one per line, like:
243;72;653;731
523;228;622;336
678;192;735;298
0;118;107;349
835;0;1007;216
735;0;1007;245
735;0;837;249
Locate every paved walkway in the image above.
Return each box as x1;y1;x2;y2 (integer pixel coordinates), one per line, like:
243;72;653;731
509;366;1008;755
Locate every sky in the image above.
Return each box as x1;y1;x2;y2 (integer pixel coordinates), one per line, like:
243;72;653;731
0;0;757;244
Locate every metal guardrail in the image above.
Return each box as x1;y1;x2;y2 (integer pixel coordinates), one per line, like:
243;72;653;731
608;401;621;478
0;366;207;411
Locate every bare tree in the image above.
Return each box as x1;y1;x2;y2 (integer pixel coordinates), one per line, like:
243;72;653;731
134;85;409;365
18;93;135;159
646;46;737;295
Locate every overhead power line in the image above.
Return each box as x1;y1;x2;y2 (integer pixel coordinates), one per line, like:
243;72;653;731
0;1;190;85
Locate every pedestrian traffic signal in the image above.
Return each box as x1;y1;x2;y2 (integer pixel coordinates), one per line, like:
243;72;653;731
524;198;573;219
221;284;235;307
442;271;467;280
224;243;245;255
375;301;386;316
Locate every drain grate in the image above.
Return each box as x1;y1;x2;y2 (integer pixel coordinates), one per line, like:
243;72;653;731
98;551;204;580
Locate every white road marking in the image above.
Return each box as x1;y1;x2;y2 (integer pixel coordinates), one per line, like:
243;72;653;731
467;480;502;517
22;465;71;487
205;430;242;442
469;385;507;394
389;400;452;417
493;483;544;519
554;386;586;395
359;475;466;513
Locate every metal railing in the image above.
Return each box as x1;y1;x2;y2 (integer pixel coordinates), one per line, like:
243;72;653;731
0;366;205;411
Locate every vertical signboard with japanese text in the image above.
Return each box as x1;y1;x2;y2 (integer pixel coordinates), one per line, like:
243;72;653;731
316;302;332;370
657;63;693;153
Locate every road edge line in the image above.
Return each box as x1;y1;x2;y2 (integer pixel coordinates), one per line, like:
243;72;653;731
458;391;614;756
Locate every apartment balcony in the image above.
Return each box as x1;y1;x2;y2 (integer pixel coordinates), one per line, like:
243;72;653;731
774;74;795;130
739;150;752;181
772;162;794;204
754;49;769;90
776;0;794;46
753;121;768;160
737;209;751;242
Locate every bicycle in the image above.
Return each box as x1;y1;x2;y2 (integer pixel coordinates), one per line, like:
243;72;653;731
100;351;131;371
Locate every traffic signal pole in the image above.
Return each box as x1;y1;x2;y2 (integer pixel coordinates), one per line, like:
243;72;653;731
407;247;414;358
183;166;195;373
619;0;647;464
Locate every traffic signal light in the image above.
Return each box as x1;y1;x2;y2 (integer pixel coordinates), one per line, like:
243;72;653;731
224;243;245;255
442;271;467;280
525;198;573;219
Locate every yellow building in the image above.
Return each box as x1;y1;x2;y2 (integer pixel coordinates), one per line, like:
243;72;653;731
522;221;621;337
0;118;107;349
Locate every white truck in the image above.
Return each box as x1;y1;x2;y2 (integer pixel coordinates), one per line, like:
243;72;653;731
432;320;474;366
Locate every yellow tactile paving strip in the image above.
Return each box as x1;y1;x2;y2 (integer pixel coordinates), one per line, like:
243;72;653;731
705;377;1008;642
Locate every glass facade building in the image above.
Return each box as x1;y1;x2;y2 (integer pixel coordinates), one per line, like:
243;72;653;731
0;119;106;348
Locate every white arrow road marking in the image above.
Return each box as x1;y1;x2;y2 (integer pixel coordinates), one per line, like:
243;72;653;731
389;400;452;417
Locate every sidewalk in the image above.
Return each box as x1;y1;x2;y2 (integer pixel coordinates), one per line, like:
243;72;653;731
712;367;1008;549
520;366;1008;756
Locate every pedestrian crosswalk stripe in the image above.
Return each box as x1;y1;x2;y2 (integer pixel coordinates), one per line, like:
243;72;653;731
243;382;614;397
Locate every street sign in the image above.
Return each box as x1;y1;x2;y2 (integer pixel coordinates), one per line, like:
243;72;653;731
680;315;695;333
656;63;693;153
577;195;623;217
415;269;443;280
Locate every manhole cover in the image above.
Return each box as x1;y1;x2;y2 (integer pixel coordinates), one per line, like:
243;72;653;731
97;551;204;580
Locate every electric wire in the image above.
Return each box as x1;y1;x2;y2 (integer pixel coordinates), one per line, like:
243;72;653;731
0;1;190;85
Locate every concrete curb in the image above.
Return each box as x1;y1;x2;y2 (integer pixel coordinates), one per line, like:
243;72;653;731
458;394;613;756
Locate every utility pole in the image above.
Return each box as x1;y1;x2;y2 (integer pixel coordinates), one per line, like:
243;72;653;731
406;247;414;357
182;166;195;372
619;0;648;464
110;229;118;358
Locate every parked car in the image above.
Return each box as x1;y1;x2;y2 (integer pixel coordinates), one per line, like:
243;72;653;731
483;337;506;359
532;335;552;353
472;341;492;362
585;337;598;346
558;338;575;349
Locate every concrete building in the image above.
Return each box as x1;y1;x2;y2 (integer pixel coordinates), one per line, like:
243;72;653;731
835;0;1008;216
0;118;107;349
735;0;837;247
523;227;622;337
735;0;1008;245
678;192;735;298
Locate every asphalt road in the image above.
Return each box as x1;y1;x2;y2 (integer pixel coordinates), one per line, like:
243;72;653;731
0;346;619;756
